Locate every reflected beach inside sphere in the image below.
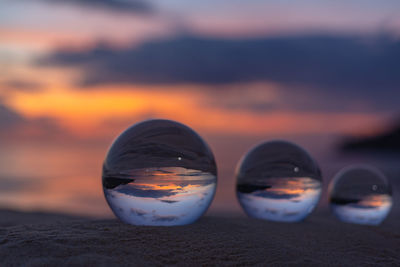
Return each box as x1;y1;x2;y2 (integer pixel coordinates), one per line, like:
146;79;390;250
236;141;322;222
102;120;217;226
329;165;392;226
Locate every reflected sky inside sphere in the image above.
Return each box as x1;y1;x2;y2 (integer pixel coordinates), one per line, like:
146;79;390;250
237;177;321;222
102;120;217;226
236;140;322;222
329;165;392;226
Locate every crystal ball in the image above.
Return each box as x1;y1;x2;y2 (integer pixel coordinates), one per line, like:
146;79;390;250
102;119;217;226
329;165;392;226
236;140;322;222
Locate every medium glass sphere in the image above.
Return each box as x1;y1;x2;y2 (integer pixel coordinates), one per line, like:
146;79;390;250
236;140;322;222
102;119;217;226
329;165;392;226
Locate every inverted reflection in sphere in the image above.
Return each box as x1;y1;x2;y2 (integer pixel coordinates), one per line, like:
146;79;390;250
102;119;217;226
236;140;322;222
329;165;392;226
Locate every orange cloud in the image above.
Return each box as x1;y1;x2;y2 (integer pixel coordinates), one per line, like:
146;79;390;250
358;194;392;208
264;177;319;197
6;83;385;140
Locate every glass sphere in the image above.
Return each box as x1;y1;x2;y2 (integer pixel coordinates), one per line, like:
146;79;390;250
236;140;322;222
329;165;392;226
102;119;217;226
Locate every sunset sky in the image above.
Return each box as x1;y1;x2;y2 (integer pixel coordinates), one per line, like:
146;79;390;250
1;0;399;216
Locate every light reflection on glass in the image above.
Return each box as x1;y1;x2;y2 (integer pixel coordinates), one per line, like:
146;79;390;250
329;165;392;226
102;119;217;226
236;140;322;222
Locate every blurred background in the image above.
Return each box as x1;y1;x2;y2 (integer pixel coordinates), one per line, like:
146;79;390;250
0;0;399;218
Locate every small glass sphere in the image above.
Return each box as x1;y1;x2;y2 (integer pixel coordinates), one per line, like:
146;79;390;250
102;119;217;226
329;165;392;226
236;140;322;222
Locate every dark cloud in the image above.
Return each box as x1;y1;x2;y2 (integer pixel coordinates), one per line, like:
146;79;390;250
331;196;388;209
218;102;276;112
39;33;400;110
0;102;66;142
0;176;41;193
115;186;177;198
0;104;26;128
39;0;153;14
237;184;271;194
341;122;400;152
39;34;400;88
103;176;134;189
160;200;179;204
253;190;301;200
1;79;44;93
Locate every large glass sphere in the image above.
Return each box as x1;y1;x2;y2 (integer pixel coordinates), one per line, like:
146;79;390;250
329;165;392;226
102;119;217;226
236;140;322;222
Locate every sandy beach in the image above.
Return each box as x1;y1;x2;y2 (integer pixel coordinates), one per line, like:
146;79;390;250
1;209;399;266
